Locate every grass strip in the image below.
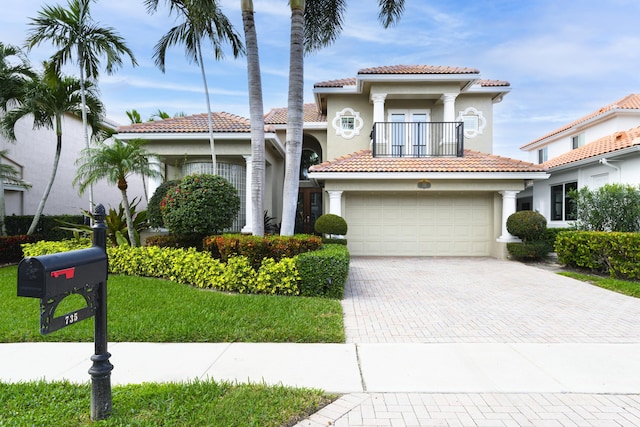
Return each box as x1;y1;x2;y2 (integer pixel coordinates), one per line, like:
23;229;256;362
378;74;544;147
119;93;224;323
0;379;335;426
558;271;640;298
1;266;345;343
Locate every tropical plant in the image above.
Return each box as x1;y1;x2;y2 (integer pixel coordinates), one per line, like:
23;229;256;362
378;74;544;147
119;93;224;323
57;198;149;246
570;183;640;232
145;0;244;172
126;109;143;124
241;0;265;236
0;43;35;236
26;0;138;210
148;109;170;121
0;62;104;236
73;138;162;247
279;0;406;235
160;174;240;235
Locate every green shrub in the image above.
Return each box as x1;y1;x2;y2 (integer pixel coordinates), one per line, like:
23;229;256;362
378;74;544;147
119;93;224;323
255;257;300;295
506;210;547;242
0;235;38;263
506;241;550;261
21;238;92;257
295;244;350;299
571;183;640;232
555;230;640;279
314;214;348;236
5;215;85;241
161;174;240;235
147;180;180;228
322;237;348;245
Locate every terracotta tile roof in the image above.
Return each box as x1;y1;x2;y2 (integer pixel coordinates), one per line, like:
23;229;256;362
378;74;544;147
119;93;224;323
521;93;640;149
478;79;510;87
314;77;356;88
310;150;544;173
116;112;252;134
358;65;480;75
542;126;640;169
264;103;326;124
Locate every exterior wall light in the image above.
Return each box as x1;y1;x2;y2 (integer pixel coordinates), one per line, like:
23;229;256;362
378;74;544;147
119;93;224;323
417;179;431;189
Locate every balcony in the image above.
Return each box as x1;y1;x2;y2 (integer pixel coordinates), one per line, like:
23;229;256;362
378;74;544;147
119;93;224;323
371;121;464;157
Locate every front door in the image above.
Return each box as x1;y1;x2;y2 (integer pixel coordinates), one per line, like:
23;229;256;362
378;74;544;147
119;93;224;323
296;188;323;234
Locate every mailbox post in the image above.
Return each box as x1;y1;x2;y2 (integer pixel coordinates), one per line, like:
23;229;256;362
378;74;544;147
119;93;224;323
16;204;112;421
88;204;113;421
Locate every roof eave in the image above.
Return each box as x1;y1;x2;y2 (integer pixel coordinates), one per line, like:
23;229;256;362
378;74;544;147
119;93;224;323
545;145;640;172
308;171;549;180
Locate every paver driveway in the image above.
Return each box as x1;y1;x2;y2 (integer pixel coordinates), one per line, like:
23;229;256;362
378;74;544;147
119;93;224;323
342;257;640;343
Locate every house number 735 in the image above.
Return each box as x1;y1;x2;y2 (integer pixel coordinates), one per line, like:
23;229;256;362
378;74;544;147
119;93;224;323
65;312;79;325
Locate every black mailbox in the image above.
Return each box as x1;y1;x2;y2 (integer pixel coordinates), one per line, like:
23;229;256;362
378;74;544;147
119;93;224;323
17;246;108;299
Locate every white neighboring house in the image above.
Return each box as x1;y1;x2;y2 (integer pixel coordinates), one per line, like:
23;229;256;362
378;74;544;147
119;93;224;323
1;112;146;220
518;94;640;227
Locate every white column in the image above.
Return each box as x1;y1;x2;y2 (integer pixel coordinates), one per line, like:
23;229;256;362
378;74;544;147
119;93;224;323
327;190;343;216
241;155;253;234
371;93;387;124
441;93;458;122
497;190;520;242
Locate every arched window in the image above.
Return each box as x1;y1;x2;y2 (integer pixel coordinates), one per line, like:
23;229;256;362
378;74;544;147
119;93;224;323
299;148;320;181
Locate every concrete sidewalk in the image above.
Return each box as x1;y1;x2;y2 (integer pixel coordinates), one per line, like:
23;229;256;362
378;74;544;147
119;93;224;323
2;342;639;394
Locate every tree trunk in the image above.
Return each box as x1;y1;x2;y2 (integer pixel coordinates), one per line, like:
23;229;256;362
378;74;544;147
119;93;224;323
242;0;265;236
197;40;217;173
27;117;63;235
0;167;5;236
119;185;137;247
78;44;94;214
280;1;305;236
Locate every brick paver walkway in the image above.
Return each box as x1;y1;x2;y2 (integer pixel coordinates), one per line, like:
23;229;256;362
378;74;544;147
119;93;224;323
295;257;640;426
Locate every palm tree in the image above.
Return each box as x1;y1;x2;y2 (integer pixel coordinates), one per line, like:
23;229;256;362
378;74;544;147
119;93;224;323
279;0;406;235
74;138;162;247
126;109;143;124
0;43;36;236
0;62;104;235
26;0;138;211
145;0;244;173
149;109;171;121
241;0;265;236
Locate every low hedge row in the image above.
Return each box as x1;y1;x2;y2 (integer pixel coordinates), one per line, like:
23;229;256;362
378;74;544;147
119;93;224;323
21;239;349;298
202;234;323;269
0;235;39;264
5;215;85;241
555;231;640;280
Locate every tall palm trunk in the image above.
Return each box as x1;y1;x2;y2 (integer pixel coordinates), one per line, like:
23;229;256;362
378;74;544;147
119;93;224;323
118;180;137;247
77;10;93;213
27;115;63;235
242;0;265;236
280;0;305;236
197;40;217;172
0;171;5;236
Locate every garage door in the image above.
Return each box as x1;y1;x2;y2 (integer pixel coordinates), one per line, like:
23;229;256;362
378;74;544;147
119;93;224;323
345;192;493;256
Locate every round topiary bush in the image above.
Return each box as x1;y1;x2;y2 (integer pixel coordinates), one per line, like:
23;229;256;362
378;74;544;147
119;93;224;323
160;174;240;235
506;210;547;242
147;180;181;228
314;214;348;236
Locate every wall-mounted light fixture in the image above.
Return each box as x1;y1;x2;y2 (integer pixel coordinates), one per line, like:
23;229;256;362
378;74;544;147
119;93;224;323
417;179;431;189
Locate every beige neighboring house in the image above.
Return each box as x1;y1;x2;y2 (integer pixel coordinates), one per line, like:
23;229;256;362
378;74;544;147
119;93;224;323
1;112;145;219
118;64;548;258
518;94;640;227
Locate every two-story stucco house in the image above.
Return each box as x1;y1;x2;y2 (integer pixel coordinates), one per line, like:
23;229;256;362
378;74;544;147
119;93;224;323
118;64;547;258
518;94;640;227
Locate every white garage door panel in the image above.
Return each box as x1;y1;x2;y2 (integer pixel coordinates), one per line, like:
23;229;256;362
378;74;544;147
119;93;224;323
345;192;493;256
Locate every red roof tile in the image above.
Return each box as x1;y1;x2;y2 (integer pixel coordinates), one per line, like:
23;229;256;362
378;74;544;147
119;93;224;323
543;126;640;169
309;150;544;173
313;77;356;88
117;112;252;134
478;79;510;87
358;65;480;75
264;103;326;124
521;94;640;149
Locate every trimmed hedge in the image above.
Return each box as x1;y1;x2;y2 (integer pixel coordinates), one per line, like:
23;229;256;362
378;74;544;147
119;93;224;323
21;238;348;298
145;233;205;251
5;215;85;241
0;235;39;263
203;234;322;269
314;214;348;236
555;231;640;280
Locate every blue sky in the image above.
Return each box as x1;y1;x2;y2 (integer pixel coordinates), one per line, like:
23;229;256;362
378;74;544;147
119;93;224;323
2;0;640;160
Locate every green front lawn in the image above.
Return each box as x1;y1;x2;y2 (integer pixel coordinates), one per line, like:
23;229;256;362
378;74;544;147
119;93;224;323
559;271;640;298
0;380;334;426
1;266;345;343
